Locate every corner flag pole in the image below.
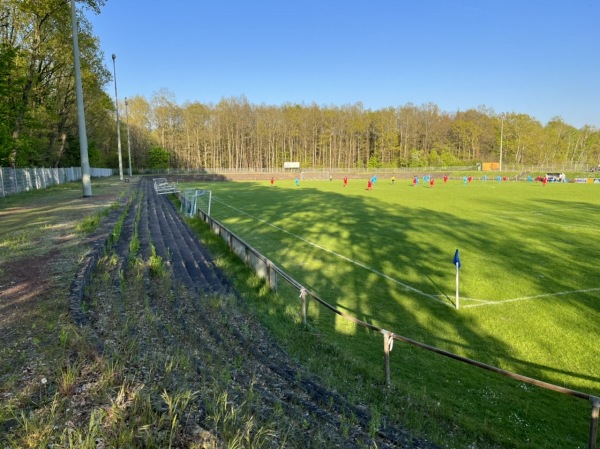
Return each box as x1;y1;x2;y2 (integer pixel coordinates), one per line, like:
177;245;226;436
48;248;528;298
453;249;461;310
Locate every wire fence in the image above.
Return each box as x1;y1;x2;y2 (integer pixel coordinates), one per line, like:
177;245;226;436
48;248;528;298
140;162;595;176
0;167;114;197
195;207;600;449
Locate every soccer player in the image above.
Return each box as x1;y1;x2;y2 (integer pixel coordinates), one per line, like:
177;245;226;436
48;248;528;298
343;176;348;187
270;177;274;186
367;179;373;190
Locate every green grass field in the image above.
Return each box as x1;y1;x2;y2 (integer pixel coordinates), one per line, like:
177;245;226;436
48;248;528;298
184;176;600;448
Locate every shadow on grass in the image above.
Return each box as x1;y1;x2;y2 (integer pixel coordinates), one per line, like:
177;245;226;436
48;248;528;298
182;178;600;448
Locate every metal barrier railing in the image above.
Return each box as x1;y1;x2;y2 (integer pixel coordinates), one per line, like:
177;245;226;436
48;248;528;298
0;166;113;197
196;209;599;449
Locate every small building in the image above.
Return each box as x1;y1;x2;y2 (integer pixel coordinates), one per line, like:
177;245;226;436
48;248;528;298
545;173;565;182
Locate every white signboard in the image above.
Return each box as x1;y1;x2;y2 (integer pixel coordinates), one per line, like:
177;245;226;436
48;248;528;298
283;162;300;169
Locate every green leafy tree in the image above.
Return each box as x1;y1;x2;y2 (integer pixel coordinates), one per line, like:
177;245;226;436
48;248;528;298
367;153;382;169
0;44;18;165
0;0;108;168
147;146;170;169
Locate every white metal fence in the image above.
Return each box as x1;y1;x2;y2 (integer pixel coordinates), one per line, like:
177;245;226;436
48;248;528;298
0;167;114;197
139;162;594;176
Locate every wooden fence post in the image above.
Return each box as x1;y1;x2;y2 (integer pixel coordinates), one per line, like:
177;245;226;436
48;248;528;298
299;287;307;326
383;330;392;387
589;398;599;449
267;260;277;292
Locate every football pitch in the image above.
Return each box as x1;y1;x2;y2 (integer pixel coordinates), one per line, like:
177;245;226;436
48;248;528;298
184;176;600;447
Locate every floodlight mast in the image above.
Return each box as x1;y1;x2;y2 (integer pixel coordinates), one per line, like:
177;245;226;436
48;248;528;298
112;54;124;181
69;0;92;197
499;115;504;172
125;98;132;177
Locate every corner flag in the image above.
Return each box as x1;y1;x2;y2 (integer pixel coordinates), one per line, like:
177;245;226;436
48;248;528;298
453;249;461;269
453;249;461;310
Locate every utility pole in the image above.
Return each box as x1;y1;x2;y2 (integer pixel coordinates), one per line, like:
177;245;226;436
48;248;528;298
500;115;504;172
112;54;124;181
125;98;132;177
69;0;92;197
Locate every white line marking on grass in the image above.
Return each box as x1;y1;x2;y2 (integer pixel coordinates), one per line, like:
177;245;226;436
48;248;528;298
461;297;491;303
214;197;599;309
481;213;600;233
462;288;600;309
214;198;449;306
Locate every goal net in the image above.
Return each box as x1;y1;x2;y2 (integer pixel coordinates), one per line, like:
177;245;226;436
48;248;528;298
180;189;212;217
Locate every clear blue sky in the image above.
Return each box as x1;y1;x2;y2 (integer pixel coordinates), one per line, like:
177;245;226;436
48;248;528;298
86;0;599;128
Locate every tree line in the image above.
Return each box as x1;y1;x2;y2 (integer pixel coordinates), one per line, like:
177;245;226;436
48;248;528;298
116;92;600;171
2;1;599;171
0;0;117;169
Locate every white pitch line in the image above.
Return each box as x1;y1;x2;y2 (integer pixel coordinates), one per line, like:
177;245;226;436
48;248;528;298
214;197;600;309
480;213;600;233
214;197;448;306
462;288;600;309
461;297;491;303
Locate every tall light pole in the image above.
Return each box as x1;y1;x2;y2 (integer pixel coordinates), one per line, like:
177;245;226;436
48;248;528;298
69;0;92;197
111;54;124;181
125;98;132;177
499;115;504;172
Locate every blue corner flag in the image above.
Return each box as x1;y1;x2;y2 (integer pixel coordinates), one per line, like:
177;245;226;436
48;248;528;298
453;249;461;269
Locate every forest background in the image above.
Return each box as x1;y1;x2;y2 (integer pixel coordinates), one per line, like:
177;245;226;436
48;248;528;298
1;0;599;173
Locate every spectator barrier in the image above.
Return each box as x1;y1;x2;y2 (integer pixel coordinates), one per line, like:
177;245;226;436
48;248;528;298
0;167;113;197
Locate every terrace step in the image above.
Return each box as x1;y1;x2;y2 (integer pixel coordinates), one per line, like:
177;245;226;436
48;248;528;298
77;176;438;449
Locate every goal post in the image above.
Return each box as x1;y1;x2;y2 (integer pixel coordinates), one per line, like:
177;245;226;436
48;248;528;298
180;189;212;217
